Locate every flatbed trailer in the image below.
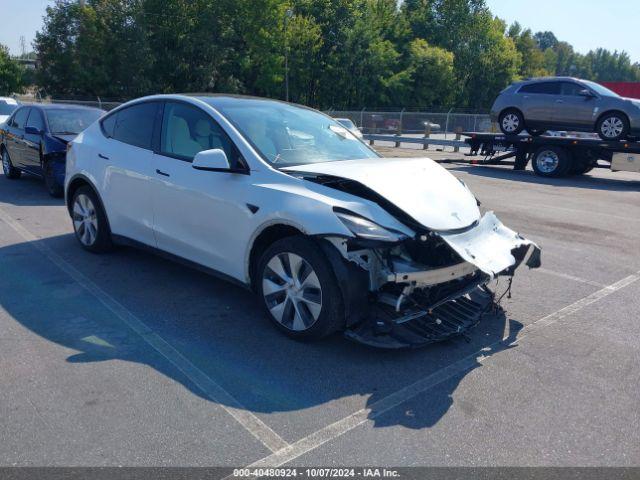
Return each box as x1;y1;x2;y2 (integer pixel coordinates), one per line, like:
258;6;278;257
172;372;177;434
463;132;640;178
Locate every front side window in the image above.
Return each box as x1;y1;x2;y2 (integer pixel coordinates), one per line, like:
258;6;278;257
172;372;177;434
519;82;561;95
208;98;379;167
46;108;102;135
561;82;584;96
26;110;45;132
12;107;30;129
160;102;241;166
109;102;159;150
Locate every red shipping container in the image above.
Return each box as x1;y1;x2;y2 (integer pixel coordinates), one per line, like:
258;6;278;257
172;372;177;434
601;82;640;99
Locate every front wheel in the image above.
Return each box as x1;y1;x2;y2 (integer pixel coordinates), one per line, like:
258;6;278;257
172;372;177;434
531;146;571;177
257;236;345;341
71;186;113;253
596;113;629;141
2;149;21;179
499;109;525;135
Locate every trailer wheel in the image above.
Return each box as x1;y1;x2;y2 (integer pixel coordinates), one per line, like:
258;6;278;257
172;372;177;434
570;162;595;175
532;146;572;177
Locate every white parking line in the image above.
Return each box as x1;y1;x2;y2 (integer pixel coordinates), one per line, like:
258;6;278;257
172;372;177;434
0;207;289;454
245;270;640;468
536;267;606;287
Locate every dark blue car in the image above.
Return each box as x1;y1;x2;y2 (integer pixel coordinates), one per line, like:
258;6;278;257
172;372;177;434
0;104;104;196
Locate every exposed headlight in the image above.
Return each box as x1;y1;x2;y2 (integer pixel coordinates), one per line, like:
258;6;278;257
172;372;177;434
335;211;407;242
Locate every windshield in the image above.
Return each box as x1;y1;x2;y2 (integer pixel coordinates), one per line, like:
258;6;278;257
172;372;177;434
210;99;379;166
336;118;356;129
0;102;18;116
584;81;619;97
46;108;103;134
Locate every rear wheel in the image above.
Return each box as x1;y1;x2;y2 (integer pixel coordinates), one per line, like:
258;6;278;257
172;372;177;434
499;109;525;135
257;236;345;341
44;160;63;197
531;146;572;177
71;186;113;253
596;112;629;141
2;149;21;179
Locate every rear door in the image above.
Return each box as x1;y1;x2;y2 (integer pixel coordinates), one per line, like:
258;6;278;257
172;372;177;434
552;82;598;130
98;101;162;247
519;81;562;127
22;108;46;174
5;107;30;168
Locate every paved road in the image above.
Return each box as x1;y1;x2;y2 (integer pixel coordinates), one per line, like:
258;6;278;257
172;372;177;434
0;152;638;468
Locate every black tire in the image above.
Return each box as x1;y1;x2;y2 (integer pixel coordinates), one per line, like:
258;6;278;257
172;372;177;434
499;109;525;135
531;145;572;177
2;148;21;179
257;235;345;341
596;112;629;141
44;159;63;197
527;128;546;137
569;158;595;175
71;185;113;253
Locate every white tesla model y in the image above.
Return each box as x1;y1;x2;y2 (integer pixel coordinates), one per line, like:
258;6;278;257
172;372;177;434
65;95;540;348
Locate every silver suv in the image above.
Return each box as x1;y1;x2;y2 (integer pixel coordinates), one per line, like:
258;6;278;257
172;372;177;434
490;77;640;141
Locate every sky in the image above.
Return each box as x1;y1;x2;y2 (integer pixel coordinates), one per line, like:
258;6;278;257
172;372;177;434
485;0;640;62
1;0;639;63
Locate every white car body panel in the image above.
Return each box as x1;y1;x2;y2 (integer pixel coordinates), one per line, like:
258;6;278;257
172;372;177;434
66;94;539;290
282;157;480;231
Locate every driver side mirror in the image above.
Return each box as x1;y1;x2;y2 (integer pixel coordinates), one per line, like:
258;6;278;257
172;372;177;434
578;89;595;98
192;148;247;174
25;126;43;135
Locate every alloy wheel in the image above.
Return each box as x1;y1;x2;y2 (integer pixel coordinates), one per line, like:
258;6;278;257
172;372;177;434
73;194;99;246
600;117;624;139
536;150;560;174
502;113;520;133
262;252;323;331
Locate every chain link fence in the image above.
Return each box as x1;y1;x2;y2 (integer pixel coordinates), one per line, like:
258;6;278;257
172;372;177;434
327;109;495;137
13;95;496;138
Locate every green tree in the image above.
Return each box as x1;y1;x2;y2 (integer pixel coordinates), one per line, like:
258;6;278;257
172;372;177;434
0;44;24;95
395;38;455;107
508;22;549;78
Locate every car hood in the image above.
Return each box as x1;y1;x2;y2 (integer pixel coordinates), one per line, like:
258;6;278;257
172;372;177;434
282;157;481;231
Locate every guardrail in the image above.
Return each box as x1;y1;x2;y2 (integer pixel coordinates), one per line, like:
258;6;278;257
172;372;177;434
363;133;468;151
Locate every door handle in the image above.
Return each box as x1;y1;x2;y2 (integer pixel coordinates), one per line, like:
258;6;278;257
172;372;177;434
98;153;109;160
556;100;564;103
156;169;170;177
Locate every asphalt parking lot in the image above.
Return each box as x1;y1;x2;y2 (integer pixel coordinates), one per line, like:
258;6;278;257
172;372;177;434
1;149;639;468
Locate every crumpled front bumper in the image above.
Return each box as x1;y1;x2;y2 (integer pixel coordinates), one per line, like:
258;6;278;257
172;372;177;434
343;212;540;349
438;211;541;277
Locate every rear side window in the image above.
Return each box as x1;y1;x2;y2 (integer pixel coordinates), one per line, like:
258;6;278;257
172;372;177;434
104;102;159;150
519;82;561;95
12;107;30;129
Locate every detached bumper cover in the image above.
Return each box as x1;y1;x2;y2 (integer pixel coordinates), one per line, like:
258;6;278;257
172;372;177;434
438;211;541;278
345;286;493;349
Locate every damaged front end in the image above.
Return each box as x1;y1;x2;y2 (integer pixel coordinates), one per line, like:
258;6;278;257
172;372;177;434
324;212;541;349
